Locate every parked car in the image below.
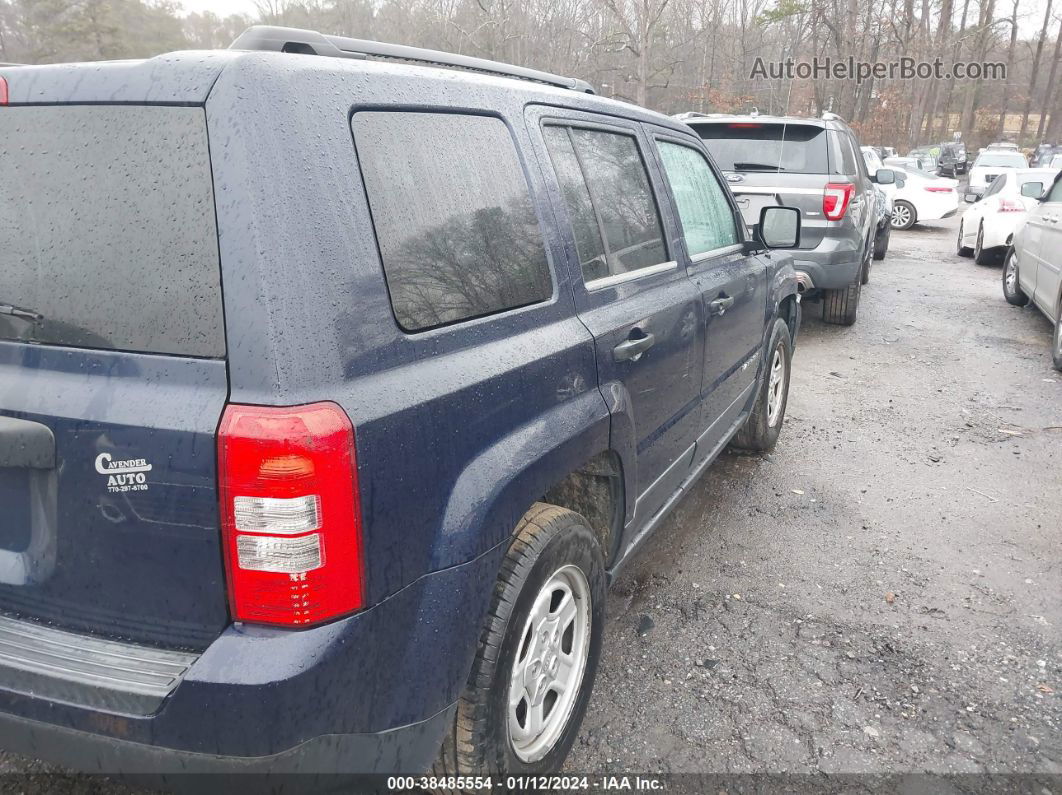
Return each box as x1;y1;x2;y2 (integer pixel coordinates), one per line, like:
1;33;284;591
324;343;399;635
861;147;894;262
967;150;1029;200
1032;144;1062;167
958;168;1060;264
882;166;960;230
936;141;968;176
987;141;1020;151
0;26;803;778
682;111;894;325
908;147;939;172
887;155;934;174
1002;171;1062;371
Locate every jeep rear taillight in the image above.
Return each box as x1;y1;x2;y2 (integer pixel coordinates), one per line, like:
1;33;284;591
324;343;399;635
823;183;855;221
218;402;364;627
0;76;8;106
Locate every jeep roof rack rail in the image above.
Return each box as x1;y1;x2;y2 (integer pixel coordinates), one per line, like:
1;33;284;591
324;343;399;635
230;25;595;94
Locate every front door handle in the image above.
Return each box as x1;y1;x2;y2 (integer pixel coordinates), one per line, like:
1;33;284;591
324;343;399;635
708;295;736;316
613;332;656;362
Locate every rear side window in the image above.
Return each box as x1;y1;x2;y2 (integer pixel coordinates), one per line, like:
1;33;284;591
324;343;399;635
544;125;668;283
353;112;552;332
695;123;829;174
0;106;224;357
657;141;739;256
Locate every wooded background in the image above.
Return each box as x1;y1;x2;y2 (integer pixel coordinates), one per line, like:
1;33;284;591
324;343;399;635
1;0;1060;149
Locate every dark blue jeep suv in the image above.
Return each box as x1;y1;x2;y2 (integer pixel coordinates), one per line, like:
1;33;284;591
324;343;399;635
0;26;800;782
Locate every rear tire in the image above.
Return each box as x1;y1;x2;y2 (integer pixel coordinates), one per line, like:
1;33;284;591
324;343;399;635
1002;249;1029;307
873;223;890;261
891;200;916;230
974;222;1001;266
823;274;862;326
1053;305;1062;372
432;504;605;784
731;317;793;452
957;220;973;257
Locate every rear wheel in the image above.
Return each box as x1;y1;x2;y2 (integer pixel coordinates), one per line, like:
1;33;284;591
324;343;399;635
732;317;793;452
891;200;916;230
873;222;890;261
823;273;862;326
957;220;973;257
974;222;1002;265
433;504;605;782
1002;249;1029;306
1053;305;1062;372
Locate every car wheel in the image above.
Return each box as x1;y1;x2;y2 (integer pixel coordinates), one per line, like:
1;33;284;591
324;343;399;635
822;273;861;326
1002;249;1029;307
957;220;973;257
891;200;916;230
861;238;873;285
731;317;793;452
1053;304;1062;372
873;222;890;261
433;504;605;781
974;222;1001;266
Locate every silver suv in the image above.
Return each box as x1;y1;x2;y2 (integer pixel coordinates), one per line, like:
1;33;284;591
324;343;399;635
678;112;894;326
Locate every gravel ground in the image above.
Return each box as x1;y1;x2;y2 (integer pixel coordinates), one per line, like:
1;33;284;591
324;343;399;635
567;212;1062;783
1;213;1058;792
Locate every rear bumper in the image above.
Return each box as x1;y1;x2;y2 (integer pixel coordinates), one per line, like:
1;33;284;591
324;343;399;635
0;700;454;776
0;540;507;773
788;234;864;290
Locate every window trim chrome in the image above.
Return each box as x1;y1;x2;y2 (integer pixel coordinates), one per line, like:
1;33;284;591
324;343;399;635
689;243;744;265
585;260;678;291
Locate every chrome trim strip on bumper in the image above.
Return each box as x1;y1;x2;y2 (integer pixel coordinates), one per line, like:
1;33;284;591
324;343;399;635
0;614;198;714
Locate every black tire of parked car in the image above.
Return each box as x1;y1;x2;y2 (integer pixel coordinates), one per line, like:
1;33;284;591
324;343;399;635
891;200;917;230
974;222;1001;266
1002;250;1030;307
433;503;605;785
1053;305;1062;372
957;220;973;257
823;274;862;326
873;223;890;261
731;317;793;452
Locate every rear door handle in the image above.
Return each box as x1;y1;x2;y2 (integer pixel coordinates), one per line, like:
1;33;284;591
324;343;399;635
613;332;656;362
0;416;55;469
708;295;736;316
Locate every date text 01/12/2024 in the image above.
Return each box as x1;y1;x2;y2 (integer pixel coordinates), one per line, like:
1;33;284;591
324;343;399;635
385;776;665;791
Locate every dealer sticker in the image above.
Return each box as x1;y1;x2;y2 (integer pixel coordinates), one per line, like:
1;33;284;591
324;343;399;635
95;453;153;493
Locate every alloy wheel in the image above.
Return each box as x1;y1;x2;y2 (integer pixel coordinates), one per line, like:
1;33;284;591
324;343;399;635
767;346;787;428
508;565;591;763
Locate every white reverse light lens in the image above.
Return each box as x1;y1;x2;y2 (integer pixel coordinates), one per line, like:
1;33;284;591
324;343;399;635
236;533;323;573
233;495;320;534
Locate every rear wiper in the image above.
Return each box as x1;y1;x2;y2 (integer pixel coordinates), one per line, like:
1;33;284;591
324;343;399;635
0;303;43;323
732;162;785;172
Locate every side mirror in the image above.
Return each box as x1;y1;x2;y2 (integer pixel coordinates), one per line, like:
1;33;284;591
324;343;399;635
965;192;980;203
1020;182;1044;199
755;206;800;249
874;168;895;185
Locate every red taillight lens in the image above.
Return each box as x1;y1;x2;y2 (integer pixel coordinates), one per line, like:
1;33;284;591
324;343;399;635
822;183;855;221
218;402;364;627
0;76;8;106
924;186;953;193
998;197;1025;212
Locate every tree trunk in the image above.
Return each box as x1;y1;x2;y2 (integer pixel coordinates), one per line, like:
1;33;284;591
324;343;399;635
1019;0;1053;141
1037;16;1062;140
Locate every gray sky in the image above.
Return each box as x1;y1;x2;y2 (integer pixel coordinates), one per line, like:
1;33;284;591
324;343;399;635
176;0;1057;38
178;0;261;18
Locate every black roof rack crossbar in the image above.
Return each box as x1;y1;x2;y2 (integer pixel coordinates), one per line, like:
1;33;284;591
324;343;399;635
230;26;595;94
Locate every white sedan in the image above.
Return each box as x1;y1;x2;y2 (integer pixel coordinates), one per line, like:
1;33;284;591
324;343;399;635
958;168;1061;265
881;164;960;230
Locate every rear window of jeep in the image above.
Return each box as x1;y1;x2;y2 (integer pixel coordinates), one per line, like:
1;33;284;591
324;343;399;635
353;111;552;333
0;106;224;357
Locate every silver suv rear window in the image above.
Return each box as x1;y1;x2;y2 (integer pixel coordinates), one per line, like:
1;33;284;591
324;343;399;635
695;122;829;174
0;106;224;358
